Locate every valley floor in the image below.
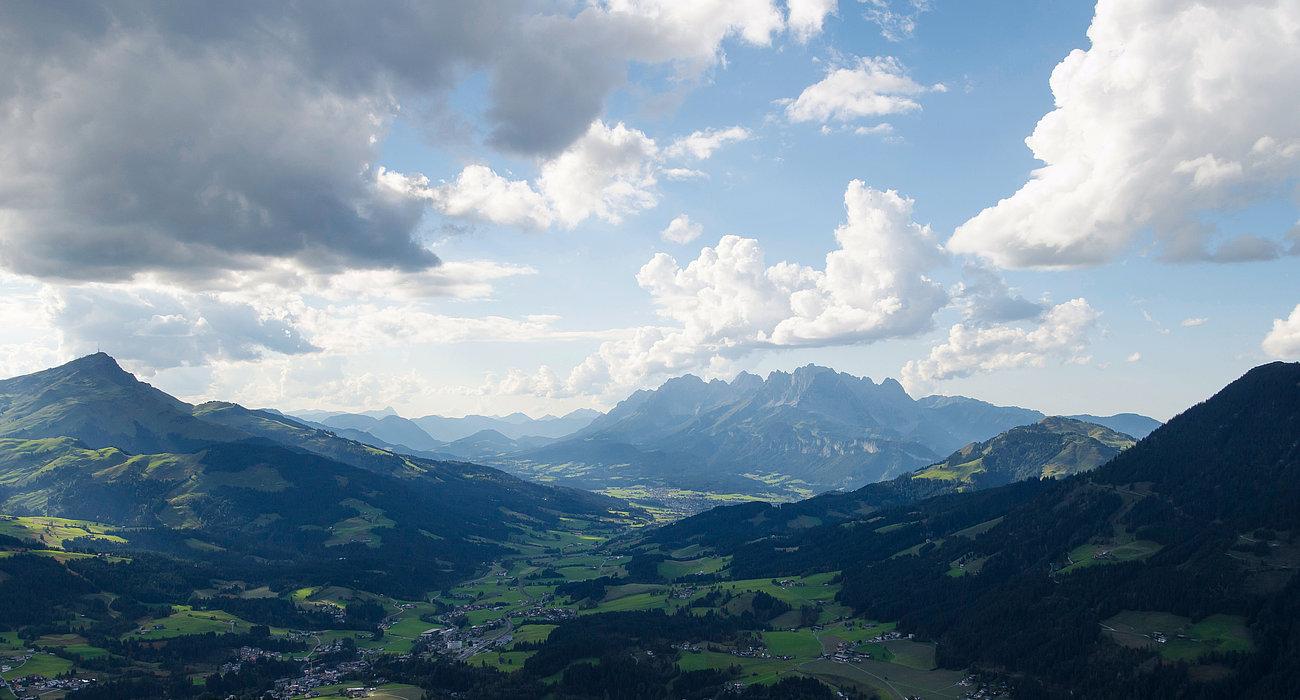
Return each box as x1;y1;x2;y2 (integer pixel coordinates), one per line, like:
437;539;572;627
0;513;1008;700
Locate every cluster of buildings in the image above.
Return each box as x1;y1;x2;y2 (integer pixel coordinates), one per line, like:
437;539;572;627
271;657;372;698
218;645;283;674
6;674;96;698
823;641;872;664
670;584;702;600
419;622;510;659
0;651;32;673
957;674;1012;699
306;601;349;624
506;605;575;623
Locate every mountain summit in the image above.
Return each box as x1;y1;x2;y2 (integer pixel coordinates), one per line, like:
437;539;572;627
0;352;244;453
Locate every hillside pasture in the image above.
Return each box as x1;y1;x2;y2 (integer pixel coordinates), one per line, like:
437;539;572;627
1102;611;1254;661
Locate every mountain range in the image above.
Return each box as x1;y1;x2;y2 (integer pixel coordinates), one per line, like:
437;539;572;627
0;354;636;593
0;352;1292;698
496;365;1158;498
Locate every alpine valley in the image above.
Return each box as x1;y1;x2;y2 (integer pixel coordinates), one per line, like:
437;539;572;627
2;353;1296;700
288;365;1159;511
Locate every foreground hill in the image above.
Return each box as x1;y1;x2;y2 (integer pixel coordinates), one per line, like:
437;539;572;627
638;362;1300;696
0;354;638;593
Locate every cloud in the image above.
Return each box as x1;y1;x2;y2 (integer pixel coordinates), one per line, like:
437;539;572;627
484;0;791;153
787;0;839;42
0;276;65;380
662;168;709;181
1262;304;1300;359
862;0;931;41
50;285;318;371
383;120;665;230
661;215;705;244
665;126;753;160
948;0;1300;268
408;119;756;230
300;309;620;356
854;124;896;137
1181;317;1208;328
0;2;820;285
537;121;662;227
380;165;554;229
781;56;943;125
499;181;949;397
1126;352;1142;363
951;264;1046;324
901;299;1101;392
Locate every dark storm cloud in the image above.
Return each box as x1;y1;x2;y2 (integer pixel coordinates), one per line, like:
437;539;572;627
0;1;645;284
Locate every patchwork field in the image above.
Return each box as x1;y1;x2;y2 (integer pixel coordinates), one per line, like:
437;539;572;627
801;658;969;700
1058;539;1163;574
123;605;257;640
35;633;108;660
290;682;423;699
469;650;535;670
0;515;126;548
1;651;74;681
658;555;729;580
1101;611;1254;661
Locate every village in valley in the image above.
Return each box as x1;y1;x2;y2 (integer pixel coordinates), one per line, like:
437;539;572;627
0;514;1015;700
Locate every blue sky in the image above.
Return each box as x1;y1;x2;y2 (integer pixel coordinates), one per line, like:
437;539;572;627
1;1;1297;421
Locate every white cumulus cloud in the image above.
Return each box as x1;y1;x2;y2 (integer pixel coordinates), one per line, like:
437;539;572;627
786;0;839;42
948;0;1300;268
665;126;753;160
661;215;705;244
781;56;943;125
1262;304;1300;360
497;181;950;397
901;299;1101;393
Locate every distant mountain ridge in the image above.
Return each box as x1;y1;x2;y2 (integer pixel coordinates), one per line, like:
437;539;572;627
501;365;1158;497
292;407;601;447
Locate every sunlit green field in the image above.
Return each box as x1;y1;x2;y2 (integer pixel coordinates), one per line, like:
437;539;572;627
1102;610;1253;661
511;624;556;646
469;650;535;671
35;633;109;660
1;651;74;680
123;605;258;640
0;515;126;548
1059;540;1163;573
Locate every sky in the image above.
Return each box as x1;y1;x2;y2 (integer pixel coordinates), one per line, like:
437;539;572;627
1;0;1298;422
